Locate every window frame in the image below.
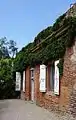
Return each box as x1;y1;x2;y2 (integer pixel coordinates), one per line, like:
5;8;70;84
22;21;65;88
30;68;34;80
46;62;55;93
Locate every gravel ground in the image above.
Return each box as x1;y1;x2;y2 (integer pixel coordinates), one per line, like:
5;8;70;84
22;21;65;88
0;99;75;120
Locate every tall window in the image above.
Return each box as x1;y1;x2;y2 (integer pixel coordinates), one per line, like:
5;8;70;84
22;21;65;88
47;61;59;95
30;68;34;80
50;62;55;91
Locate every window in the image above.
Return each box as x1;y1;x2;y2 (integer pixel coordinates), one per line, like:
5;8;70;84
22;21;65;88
22;71;26;92
31;70;34;78
47;60;59;95
30;68;34;80
50;62;55;91
47;63;55;92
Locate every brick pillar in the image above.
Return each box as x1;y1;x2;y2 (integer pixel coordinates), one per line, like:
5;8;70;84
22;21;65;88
46;65;50;91
25;67;31;100
34;65;44;106
34;65;40;101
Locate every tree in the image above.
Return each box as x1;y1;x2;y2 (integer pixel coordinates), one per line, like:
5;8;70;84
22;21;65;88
9;40;18;58
0;59;16;99
0;37;18;99
0;37;9;59
0;37;18;59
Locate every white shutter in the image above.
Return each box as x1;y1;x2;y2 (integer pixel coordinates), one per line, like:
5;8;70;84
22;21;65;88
54;60;59;95
15;72;21;91
23;71;25;92
40;65;46;92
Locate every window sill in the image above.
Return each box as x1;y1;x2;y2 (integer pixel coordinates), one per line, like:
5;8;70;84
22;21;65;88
44;91;56;100
46;91;56;96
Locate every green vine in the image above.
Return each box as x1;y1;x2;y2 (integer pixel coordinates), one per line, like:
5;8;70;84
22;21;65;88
14;16;76;78
57;58;64;78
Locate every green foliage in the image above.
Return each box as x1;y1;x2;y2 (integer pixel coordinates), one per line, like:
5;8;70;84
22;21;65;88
52;13;66;31
0;37;18;99
9;40;18;58
14;43;34;72
0;59;16;99
0;37;18;59
0;37;9;59
34;26;52;45
14;16;76;77
57;58;64;78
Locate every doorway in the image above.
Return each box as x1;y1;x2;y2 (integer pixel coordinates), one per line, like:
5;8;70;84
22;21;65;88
30;68;34;101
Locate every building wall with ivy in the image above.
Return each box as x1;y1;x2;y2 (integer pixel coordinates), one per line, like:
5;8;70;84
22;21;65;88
23;43;76;116
16;3;76;116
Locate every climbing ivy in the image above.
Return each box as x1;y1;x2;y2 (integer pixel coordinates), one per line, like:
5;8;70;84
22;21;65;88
57;58;64;78
14;16;76;77
34;26;53;45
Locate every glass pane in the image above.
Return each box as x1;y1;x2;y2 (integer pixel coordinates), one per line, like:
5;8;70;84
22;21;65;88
31;69;34;80
50;63;55;91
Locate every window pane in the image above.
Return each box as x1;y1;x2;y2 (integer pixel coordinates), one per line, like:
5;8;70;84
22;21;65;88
31;70;34;79
50;63;55;91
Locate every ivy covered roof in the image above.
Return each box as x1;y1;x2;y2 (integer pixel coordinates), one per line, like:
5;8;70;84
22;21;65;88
14;4;76;72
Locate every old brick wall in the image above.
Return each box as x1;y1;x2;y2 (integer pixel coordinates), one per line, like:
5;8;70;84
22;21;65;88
59;47;73;112
34;64;60;110
23;42;76;115
25;67;31;100
34;65;39;101
34;43;76;115
59;43;76;115
68;41;76;116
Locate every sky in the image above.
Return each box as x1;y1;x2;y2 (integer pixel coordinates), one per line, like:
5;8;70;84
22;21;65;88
0;0;76;50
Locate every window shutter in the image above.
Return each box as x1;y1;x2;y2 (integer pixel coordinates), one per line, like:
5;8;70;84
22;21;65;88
54;60;59;95
23;71;25;92
40;65;46;92
15;72;21;91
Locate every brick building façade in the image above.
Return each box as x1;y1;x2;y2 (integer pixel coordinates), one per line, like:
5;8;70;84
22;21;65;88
19;4;76;116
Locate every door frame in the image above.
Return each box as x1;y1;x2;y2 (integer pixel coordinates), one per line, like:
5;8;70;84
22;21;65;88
30;68;35;101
